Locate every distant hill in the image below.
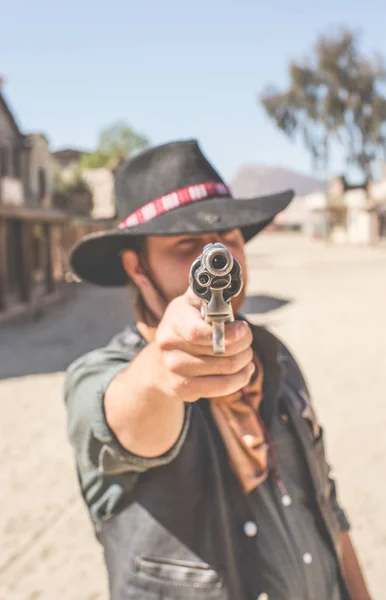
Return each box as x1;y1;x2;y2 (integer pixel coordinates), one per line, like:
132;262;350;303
230;165;325;198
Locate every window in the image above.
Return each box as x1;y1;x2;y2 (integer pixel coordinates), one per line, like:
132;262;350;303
0;147;9;177
13;147;20;178
38;168;46;203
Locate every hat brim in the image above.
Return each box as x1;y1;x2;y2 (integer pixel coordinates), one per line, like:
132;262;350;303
70;189;294;286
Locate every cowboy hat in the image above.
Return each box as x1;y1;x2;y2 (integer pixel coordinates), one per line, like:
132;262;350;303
70;139;294;286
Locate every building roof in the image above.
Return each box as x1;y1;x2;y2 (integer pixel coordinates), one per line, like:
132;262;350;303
0;90;25;142
53;148;90;160
26;132;50;144
52;148;91;169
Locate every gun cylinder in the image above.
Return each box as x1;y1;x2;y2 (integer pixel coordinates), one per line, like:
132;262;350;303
189;243;243;354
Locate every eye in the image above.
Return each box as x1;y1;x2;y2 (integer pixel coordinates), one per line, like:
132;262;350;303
174;238;201;254
176;239;197;249
178;239;195;246
221;229;242;245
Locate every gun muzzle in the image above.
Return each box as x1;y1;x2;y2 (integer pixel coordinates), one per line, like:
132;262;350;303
189;243;243;354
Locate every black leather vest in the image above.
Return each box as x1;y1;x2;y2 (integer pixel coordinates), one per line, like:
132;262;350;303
98;330;349;600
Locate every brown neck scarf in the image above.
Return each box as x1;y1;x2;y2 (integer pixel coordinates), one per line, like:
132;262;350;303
135;291;269;493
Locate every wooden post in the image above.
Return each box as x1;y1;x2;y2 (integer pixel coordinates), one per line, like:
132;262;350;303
0;218;7;311
44;223;55;294
20;221;32;303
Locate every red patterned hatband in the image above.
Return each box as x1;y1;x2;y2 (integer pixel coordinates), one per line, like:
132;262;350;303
118;181;231;229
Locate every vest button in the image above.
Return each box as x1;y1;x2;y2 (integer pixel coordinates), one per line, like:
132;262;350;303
257;594;269;600
281;494;292;507
303;552;313;564
243;521;258;537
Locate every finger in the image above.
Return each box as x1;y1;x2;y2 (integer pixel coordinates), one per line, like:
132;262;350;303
160;321;253;357
169;292;251;347
183;363;256;401
184;287;202;309
166;306;250;346
164;347;254;378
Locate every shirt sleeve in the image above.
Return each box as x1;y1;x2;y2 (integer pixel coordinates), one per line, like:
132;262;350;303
64;332;191;523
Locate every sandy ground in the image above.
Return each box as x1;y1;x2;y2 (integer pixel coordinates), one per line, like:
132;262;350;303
1;233;385;599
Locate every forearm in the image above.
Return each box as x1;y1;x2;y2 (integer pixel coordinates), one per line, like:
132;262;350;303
341;531;372;600
104;342;185;458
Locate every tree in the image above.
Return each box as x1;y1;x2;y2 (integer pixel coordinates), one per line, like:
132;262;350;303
81;121;149;169
260;28;386;179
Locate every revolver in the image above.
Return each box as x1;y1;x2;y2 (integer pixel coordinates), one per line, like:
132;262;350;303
189;243;243;354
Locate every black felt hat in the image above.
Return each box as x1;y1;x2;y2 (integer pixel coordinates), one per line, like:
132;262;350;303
70;139;294;286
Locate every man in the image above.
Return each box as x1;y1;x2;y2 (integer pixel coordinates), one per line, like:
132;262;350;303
65;140;371;600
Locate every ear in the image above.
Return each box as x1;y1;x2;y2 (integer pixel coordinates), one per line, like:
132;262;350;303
121;250;148;288
121;248;167;320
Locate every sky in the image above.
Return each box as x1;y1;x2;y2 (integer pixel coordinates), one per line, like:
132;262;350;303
1;0;386;181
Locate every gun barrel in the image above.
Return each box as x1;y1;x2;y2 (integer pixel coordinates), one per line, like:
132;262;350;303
189;243;243;354
202;243;233;276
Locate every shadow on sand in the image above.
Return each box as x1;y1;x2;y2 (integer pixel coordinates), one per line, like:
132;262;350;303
0;286;291;380
242;294;291;315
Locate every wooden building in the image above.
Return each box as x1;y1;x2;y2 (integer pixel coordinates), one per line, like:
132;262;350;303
0;83;69;315
0;83;117;318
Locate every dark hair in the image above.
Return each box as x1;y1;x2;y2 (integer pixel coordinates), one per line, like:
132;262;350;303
126;237;147;290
